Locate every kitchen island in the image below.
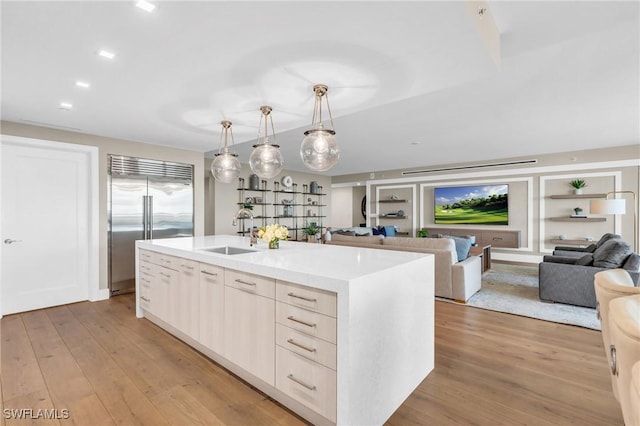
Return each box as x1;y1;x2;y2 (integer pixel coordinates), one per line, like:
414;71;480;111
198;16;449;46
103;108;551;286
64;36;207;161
135;235;434;426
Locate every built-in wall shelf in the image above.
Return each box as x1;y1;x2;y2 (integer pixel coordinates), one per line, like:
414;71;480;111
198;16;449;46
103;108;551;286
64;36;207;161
380;215;407;219
549;217;606;222
550;239;594;245
378;199;408;203
549;193;607;199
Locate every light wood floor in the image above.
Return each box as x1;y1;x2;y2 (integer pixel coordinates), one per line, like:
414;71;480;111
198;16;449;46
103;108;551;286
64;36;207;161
1;295;623;426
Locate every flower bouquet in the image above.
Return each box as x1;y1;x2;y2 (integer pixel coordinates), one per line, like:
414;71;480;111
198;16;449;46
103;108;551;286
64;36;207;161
258;223;289;249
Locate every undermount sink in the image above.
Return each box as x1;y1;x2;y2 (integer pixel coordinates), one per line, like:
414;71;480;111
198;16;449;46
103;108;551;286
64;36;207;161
200;246;257;255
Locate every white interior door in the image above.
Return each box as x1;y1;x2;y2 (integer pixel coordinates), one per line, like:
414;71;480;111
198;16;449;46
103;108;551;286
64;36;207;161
1;141;90;314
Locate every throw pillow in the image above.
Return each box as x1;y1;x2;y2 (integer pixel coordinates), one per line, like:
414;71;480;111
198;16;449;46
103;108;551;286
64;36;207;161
383;226;396;237
449;235;472;261
372;227;383;236
575;254;594;266
623;253;640;272
593;239;633;268
335;230;356;236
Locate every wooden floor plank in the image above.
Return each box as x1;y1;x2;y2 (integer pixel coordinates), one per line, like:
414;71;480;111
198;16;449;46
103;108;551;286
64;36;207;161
1;293;624;425
3;389;59;426
0;315;51;404
45;306;168;426
20;310;114;425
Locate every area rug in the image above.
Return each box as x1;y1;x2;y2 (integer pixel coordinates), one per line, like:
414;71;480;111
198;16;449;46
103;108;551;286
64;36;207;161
457;263;600;330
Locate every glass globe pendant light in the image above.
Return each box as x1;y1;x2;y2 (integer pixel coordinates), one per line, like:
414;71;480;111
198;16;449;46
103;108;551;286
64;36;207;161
249;105;284;179
300;84;340;172
211;120;241;183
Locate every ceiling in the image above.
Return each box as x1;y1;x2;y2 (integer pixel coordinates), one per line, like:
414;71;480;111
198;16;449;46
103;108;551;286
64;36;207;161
1;1;638;177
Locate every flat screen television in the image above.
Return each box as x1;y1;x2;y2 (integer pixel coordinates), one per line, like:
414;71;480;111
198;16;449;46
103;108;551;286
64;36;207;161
434;184;508;225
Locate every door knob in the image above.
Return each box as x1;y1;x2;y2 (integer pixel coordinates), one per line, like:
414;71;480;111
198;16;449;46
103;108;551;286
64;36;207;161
4;239;22;244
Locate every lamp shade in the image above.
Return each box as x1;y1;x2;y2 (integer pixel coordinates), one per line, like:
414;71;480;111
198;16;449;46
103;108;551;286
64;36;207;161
590;199;626;215
211;151;241;183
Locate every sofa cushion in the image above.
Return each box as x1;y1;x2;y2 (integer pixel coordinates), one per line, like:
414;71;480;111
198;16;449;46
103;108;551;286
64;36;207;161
575;254;594;266
623;253;640;273
583;243;598;253
335;230;356;236
383;236;458;263
597;233;622;248
331;234;383;245
593;239;633;268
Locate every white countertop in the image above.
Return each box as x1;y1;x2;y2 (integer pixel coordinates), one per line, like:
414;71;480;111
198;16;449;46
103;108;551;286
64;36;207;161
136;235;430;293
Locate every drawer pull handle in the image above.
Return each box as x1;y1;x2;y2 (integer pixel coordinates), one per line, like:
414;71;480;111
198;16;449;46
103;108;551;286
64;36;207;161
287;338;316;353
181;264;195;270
235;279;256;286
201;270;218;276
287;374;316;391
140;296;150;302
288;292;317;303
287;316;316;328
492;237;503;241
610;345;618;376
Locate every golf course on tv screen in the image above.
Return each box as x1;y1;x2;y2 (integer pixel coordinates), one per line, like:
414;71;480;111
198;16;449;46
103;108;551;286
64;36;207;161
434;185;508;225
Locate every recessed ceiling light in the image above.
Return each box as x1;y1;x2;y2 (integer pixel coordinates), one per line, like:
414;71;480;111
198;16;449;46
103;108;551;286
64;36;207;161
98;49;116;59
409;141;421;145
75;81;90;89
135;0;156;12
59;102;73;110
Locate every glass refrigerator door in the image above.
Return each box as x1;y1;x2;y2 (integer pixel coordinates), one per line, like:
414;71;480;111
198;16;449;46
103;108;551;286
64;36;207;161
109;175;148;294
147;176;194;240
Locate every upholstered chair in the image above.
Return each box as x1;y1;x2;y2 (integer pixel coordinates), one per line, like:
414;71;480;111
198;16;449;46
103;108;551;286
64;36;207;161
594;269;640;401
630;361;640;426
608;294;640;426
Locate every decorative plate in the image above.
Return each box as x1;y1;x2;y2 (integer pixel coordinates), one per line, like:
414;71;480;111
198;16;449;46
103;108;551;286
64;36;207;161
281;175;293;188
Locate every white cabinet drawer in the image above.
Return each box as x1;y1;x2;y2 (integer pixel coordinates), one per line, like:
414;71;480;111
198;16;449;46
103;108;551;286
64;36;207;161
276;324;336;370
225;269;275;299
139;261;154;275
276;346;336;423
276;302;336;344
156;253;178;270
139;249;155;263
276;281;337;318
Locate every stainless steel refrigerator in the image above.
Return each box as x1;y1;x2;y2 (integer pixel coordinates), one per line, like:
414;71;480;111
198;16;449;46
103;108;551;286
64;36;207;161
108;155;194;295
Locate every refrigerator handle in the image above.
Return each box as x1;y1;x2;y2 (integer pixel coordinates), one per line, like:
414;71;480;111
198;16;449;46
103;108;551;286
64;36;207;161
142;195;148;239
148;196;154;240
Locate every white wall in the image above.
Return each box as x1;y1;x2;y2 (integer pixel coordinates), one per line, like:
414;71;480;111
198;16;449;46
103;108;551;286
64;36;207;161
330;187;352;228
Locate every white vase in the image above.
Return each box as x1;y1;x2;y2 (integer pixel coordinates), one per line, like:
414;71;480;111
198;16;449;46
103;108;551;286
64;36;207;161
574;188;583;195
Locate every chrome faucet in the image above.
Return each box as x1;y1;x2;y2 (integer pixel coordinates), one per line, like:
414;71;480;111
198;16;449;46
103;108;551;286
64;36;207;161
232;208;257;246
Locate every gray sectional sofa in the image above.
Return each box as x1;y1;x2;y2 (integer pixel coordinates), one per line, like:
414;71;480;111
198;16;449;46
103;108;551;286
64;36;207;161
539;236;640;308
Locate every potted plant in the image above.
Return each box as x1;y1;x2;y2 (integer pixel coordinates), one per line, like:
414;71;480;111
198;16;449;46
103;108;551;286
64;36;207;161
573;207;583;216
302;221;320;243
416;229;429;238
569;179;587;195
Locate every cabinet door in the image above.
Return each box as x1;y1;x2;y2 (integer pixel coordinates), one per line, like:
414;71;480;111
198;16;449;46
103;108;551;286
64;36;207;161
224;286;275;385
199;263;224;353
151;265;173;319
176;258;200;340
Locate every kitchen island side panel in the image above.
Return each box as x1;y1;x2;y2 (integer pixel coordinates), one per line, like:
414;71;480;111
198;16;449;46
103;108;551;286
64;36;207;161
338;256;434;425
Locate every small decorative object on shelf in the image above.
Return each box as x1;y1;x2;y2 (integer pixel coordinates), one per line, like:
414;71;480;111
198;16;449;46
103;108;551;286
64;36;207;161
416;229;429;238
571;207;586;218
302;221;320;243
258;223;288;249
249;174;260;190
569;178;587;195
